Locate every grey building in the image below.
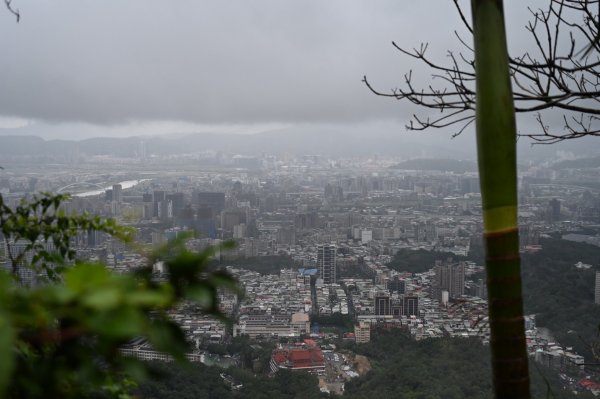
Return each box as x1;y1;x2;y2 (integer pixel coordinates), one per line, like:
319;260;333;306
317;244;336;284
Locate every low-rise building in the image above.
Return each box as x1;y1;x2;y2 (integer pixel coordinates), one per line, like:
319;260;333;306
270;345;325;374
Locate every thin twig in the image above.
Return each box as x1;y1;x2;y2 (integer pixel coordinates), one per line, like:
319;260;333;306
4;0;20;22
364;0;600;142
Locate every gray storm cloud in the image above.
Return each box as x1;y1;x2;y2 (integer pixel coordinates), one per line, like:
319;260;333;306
0;0;474;125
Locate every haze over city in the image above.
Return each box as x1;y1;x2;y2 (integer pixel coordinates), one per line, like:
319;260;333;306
0;1;597;158
2;1;600;398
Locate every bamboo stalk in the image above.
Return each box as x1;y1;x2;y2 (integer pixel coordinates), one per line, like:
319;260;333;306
471;1;530;398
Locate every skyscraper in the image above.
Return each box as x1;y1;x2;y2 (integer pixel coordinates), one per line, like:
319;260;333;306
153;190;166;218
375;295;391;316
167;192;185;218
401;295;419;317
138;140;147;162
432;259;465;302
157;200;173;221
193;191;225;213
112;184;123;203
317;244;336;284
548;198;561;222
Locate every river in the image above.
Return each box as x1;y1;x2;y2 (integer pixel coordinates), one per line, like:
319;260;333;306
73;179;151;197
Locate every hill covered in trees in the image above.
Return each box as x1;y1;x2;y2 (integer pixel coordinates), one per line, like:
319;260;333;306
521;238;600;359
137;362;326;399
386;249;468;274
389;238;600;361
139;329;589;399
342;329;586;399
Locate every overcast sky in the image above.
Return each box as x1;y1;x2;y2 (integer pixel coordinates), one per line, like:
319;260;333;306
0;0;594;155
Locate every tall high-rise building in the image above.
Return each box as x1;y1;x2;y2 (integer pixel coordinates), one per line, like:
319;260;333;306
153;190;166;202
193;207;217;238
221;209;247;232
401;295;419;317
167;192;185;218
233;223;247;239
317;244;336;284
112;184;123;203
138;140;147;162
548;198;561;222
153;191;166;218
355;321;371;343
157;200;173;221
432;259;465;302
193;191;225;213
595;271;600;305
375;296;391;316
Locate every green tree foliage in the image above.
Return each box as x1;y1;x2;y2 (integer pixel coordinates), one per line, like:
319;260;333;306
343;329;493;398
0;193;133;284
224;336;274;373
0;193;241;398
342;328;590;399
311;313;355;333
138;327;592;399
522;238;600;360
138;362;326;399
338;261;374;280
136;362;234;399
388;240;600;360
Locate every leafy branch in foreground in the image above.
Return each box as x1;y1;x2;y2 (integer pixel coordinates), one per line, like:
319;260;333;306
0;192;134;284
0;193;242;398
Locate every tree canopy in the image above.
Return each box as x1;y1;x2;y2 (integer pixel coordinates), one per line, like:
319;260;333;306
0;193;241;398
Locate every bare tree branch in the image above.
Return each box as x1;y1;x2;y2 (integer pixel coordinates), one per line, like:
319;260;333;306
365;0;600;144
4;0;19;22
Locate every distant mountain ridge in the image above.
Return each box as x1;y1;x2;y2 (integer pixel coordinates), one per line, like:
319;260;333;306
0;130;470;159
389;158;478;173
1;127;598;161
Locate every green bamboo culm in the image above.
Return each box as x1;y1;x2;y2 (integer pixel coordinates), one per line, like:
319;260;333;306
471;1;530;398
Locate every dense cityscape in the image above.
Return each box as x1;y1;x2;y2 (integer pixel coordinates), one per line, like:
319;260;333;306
2;141;600;396
4;1;600;396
